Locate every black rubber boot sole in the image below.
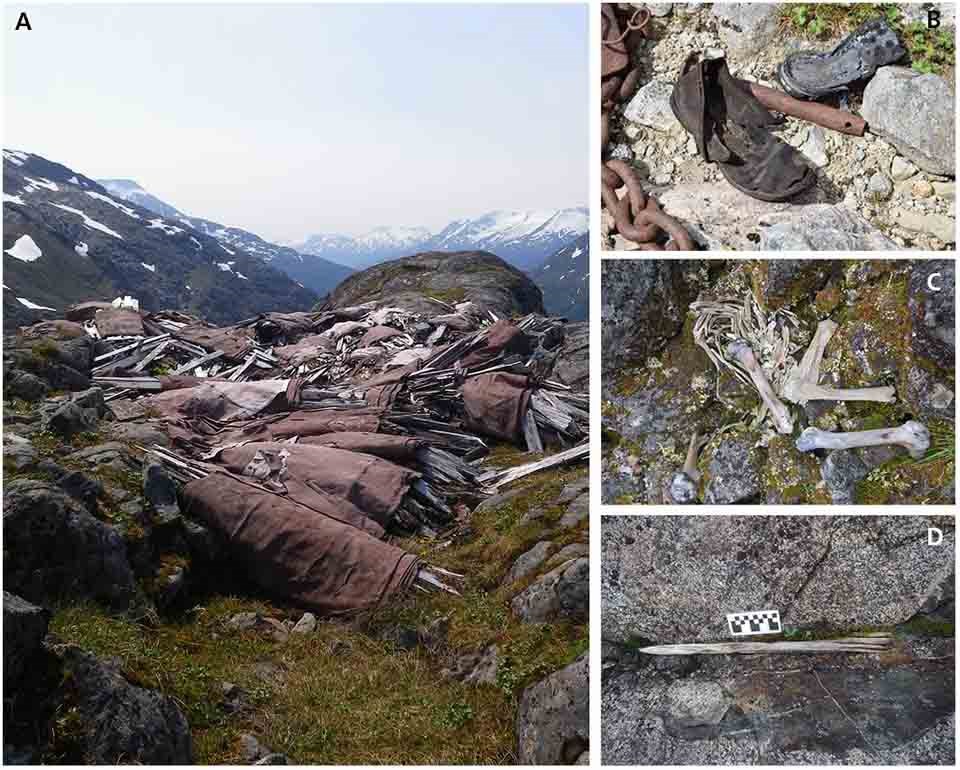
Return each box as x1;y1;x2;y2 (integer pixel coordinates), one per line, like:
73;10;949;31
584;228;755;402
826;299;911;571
779;19;905;100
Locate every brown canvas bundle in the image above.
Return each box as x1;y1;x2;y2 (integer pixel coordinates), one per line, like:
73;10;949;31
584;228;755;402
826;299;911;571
461;371;532;442
175;323;255;360
213;441;418;529
274;334;334;366
359;325;403;347
460;320;531;368
94;308;144;337
181;473;420;615
144;379;289;422
17;319;88;340
360;363;420;408
298;432;424;462
223;409;384;442
65;302;115;323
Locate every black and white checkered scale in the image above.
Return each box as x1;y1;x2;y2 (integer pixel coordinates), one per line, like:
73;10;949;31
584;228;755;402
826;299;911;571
726;610;781;636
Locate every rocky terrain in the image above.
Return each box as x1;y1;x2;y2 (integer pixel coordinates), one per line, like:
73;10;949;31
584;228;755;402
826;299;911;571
326;251;545;319
3;254;589;765
601;515;955;765
603;3;956;251
602;259;955;504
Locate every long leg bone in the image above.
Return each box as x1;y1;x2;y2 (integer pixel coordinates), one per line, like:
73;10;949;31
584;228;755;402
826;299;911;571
782;320;896;404
796;421;931;460
670;430;707;504
726;340;795;434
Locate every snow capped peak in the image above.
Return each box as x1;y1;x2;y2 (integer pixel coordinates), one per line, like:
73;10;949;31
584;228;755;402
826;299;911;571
99;178;147;197
356;225;432;250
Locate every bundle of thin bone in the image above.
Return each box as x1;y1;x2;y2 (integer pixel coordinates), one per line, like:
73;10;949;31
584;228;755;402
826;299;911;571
636;634;893;655
693;296;899;434
692;293;801;406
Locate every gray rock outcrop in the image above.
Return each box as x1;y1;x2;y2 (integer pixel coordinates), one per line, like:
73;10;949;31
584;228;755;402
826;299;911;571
861;66;955;176
3;479;138;611
58;646;193;764
3;592;51;689
517;653;588;764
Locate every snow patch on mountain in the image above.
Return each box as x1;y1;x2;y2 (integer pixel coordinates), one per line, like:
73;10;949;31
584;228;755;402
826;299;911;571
85;190;141;219
147;218;183;235
49;203;125;239
17;296;56;311
3;150;28;166
5;234;42;262
25;176;59;192
4;193;26;205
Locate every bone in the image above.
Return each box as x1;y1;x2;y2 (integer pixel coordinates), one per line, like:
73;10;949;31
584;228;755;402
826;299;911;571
726;339;794;434
670;430;706;504
782;320;896;404
796;421;931;460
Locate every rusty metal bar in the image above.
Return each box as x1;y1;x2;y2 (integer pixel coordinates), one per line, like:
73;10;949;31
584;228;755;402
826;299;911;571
748;82;866;137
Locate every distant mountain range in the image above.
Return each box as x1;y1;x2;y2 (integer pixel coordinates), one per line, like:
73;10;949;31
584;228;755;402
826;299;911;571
100;179;588;296
98;179;354;296
294;208;588;273
531;233;589;321
3;151;318;327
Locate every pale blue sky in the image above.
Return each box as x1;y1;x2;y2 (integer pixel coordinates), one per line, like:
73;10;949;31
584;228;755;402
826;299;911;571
4;3;587;241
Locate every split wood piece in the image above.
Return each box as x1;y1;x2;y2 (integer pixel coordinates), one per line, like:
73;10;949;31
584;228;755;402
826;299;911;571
796;421;931;459
92;334;170;370
782;319;895;404
415;568;463;595
670;429;708;504
228;352;259;382
92;376;163;391
522;408;544;453
637;635;893;655
92;334;166;362
477;443;589;489
170;350;224;376
131;339;172;374
726;339;794;434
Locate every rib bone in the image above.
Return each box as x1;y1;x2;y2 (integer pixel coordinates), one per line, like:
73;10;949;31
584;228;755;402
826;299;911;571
796;421;931;460
726;339;794;434
782;320;895;404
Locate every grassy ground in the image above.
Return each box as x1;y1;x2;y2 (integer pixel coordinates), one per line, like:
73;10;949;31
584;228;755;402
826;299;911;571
44;458;588;764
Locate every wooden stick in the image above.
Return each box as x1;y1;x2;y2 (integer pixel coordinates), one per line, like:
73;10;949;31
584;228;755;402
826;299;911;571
637;636;893;656
478;443;589;488
170;349;224;375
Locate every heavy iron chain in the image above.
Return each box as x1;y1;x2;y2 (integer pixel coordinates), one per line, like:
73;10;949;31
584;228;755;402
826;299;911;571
601;5;694;251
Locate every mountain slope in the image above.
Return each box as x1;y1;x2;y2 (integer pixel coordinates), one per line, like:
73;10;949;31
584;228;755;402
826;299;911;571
294;207;588;273
99;179;353;297
532;233;589;321
3;150;318;327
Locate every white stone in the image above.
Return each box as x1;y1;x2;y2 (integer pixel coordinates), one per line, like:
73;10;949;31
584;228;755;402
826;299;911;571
624;81;684;134
890;156;918;181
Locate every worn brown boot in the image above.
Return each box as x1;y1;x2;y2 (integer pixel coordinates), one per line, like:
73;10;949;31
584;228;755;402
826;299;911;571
671;54;815;202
